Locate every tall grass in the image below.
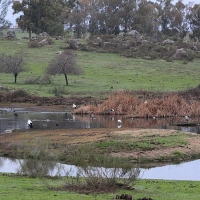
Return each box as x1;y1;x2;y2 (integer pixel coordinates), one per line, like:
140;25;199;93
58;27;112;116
74;90;200;117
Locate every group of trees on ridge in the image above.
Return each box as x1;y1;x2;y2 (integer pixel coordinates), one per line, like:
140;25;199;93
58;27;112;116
4;0;199;42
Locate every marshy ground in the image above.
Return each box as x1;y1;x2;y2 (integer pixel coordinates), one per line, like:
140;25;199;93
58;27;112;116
1;123;200;167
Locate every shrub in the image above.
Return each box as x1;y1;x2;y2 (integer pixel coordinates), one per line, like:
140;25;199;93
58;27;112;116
49;86;66;96
67;39;79;50
25;75;51;85
25;76;41;84
186;49;196;61
46;37;54;45
28;40;39;48
6;89;28;99
61;143;140;192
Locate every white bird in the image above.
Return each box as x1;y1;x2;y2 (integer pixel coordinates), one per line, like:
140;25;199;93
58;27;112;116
118;119;122;123
27;119;33;128
73;104;77;109
185;116;189;122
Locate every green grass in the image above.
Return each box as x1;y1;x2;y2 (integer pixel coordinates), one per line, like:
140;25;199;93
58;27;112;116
1;174;200;200
0;31;200;98
95;133;188;153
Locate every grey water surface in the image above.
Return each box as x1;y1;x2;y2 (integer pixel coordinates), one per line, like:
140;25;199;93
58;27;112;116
1;107;200;134
1;107;200;180
0;157;200;181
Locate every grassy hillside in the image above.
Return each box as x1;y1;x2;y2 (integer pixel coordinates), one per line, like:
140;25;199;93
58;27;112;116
1;30;200;98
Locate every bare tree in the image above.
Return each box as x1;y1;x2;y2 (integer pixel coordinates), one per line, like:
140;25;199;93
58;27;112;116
0;51;26;83
46;50;82;86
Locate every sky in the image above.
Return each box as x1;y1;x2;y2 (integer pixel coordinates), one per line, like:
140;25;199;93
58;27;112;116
5;0;200;26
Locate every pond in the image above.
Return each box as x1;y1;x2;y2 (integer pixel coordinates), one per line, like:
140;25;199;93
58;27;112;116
1;107;200;134
0;157;200;181
1;107;200;181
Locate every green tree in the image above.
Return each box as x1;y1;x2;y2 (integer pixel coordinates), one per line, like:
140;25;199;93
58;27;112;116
168;1;189;39
157;0;173;36
187;4;200;42
12;0;66;38
134;1;159;37
0;51;26;83
0;0;12;28
46;50;82;86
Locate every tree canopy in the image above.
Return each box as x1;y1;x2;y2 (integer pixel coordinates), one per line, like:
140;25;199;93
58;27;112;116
0;0;12;28
0;51;26;83
12;0;68;38
46;50;82;86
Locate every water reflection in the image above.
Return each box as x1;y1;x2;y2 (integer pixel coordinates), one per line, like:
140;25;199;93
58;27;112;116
1;108;200;134
1;157;200;181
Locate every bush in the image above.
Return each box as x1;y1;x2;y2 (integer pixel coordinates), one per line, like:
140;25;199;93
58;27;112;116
25;75;51;85
28;40;39;48
7;89;28;99
186;49;196;61
61;143;140;192
25;76;41;84
47;37;54;45
49;86;66;96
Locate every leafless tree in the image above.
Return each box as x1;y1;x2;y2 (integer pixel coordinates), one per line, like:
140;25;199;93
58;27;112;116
0;51;26;83
46;50;82;85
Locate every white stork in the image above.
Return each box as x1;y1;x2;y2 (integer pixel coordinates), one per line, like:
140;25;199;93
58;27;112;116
27;119;33;128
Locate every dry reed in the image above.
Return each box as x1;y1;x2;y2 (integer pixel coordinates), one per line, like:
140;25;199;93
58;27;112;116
74;91;200;118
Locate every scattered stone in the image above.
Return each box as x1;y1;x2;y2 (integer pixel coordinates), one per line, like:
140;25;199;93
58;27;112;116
172;48;188;60
7;30;17;40
21;36;29;39
39;39;49;46
127;30;141;39
55;36;63;40
191;46;198;51
114;194;132;200
38;32;50;40
162;39;175;45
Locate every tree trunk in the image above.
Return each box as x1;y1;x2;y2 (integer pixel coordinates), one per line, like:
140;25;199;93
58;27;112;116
14;74;17;83
29;30;32;40
64;74;68;85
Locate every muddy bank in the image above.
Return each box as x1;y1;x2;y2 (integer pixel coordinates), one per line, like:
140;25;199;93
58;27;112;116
1;128;200;167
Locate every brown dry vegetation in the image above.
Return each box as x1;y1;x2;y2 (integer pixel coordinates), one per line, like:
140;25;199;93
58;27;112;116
74;90;200;118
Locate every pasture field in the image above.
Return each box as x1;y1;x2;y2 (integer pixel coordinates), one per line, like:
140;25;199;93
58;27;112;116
0;30;200;98
1;173;200;200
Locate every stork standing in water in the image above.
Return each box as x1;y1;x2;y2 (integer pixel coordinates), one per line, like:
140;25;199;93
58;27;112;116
73;103;77;109
118;119;122;123
27;119;33;128
185;116;189;122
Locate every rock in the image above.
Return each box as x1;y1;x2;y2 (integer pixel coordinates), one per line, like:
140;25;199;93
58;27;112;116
126;30;141;39
172;48;187;60
141;40;150;45
21;36;29;39
39;39;49;46
191;46;198;51
38;32;50;40
162;39;175;45
55;36;63;40
7;30;17;40
114;194;132;200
